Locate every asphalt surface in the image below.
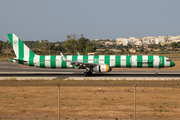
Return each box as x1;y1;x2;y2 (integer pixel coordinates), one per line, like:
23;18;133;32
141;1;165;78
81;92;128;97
0;61;180;80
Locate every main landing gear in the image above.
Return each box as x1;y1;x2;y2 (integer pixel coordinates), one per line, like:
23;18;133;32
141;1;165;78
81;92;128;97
83;68;93;76
83;72;92;76
156;68;159;75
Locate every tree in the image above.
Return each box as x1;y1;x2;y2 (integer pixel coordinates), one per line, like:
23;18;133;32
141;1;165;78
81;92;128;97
170;42;179;49
86;42;96;52
148;44;159;49
140;46;144;54
63;39;77;54
163;44;168;47
158;43;162;49
67;35;71;39
77;36;89;54
41;46;45;52
0;40;3;54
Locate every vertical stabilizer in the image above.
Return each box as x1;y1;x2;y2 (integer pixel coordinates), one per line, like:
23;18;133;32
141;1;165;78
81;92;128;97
7;33;36;65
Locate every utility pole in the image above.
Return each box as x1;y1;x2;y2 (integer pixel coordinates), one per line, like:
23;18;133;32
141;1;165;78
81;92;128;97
57;83;60;120
134;84;137;120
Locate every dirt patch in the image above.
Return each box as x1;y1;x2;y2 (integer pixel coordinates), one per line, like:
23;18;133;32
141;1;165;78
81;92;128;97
1;80;180;87
1;86;180;120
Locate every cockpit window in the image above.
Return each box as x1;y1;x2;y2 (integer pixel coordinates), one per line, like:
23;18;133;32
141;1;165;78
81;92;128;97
166;59;171;62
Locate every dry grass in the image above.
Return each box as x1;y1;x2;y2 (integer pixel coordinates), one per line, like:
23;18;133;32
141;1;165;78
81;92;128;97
1;80;180;87
1;86;180;120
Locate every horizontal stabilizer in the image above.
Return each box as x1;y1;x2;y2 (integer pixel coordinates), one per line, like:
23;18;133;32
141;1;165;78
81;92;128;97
8;58;27;62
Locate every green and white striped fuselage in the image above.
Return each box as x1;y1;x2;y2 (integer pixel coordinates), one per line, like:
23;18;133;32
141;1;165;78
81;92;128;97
17;55;173;69
7;33;175;73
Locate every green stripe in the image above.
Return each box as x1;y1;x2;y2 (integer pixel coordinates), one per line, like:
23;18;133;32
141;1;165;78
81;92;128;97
126;55;131;67
40;56;45;68
72;55;78;68
61;55;67;68
29;50;35;66
148;55;154;68
7;34;13;47
18;39;24;64
9;59;13;62
159;56;164;68
105;55;110;66
137;55;143;68
83;55;88;63
115;55;121;67
72;55;78;62
50;55;56;68
83;55;88;69
94;55;99;63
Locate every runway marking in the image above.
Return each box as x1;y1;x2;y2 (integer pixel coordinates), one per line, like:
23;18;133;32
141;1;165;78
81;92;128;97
64;77;180;81
0;77;57;80
0;67;9;68
0;72;76;74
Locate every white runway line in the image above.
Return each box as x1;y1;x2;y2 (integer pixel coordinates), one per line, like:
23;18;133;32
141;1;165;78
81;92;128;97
64;77;180;80
0;72;75;74
0;77;57;80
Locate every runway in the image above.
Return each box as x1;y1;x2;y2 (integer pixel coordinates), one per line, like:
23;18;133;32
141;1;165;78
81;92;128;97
0;62;180;80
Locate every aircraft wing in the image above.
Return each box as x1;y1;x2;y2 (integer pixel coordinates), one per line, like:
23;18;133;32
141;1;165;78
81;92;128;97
60;52;104;68
70;61;100;67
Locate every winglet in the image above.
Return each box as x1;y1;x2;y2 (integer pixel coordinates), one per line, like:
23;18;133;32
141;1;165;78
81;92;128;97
77;52;80;55
60;52;69;62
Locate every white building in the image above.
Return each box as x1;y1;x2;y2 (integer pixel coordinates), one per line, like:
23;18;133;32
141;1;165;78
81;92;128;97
123;39;129;46
143;39;149;44
116;38;126;45
155;38;159;44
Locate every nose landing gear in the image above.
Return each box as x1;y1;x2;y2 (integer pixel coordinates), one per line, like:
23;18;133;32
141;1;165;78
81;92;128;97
155;68;159;75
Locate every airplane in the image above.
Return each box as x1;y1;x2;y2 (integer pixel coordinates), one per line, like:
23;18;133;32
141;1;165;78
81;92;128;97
7;33;175;76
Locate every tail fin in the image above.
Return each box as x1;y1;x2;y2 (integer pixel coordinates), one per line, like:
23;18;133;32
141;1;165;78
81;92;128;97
7;34;36;65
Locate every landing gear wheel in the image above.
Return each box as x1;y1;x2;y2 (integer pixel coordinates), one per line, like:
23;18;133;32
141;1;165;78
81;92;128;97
83;72;87;76
88;72;92;76
155;68;159;76
83;72;92;76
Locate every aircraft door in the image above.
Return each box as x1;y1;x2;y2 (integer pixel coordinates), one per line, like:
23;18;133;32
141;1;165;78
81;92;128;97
131;55;137;67
159;56;164;68
34;56;40;67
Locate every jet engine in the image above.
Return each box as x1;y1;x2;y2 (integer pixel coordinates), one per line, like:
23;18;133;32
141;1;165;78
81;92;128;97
92;65;111;73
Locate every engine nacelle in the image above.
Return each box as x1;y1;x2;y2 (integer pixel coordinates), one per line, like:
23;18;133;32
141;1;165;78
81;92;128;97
92;65;111;73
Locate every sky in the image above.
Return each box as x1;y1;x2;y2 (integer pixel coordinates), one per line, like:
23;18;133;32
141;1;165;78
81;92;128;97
1;0;180;42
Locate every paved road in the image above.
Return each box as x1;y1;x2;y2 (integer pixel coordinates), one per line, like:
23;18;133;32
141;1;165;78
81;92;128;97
0;62;180;80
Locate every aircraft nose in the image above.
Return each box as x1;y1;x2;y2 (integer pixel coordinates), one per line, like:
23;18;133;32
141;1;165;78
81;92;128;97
170;61;175;67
